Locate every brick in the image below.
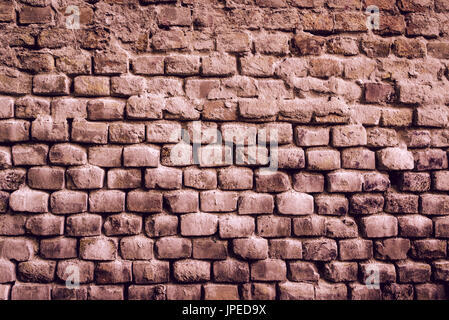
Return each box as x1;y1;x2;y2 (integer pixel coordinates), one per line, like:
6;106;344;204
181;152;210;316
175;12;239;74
88;146;122;167
89;190;125;213
306;148;340;171
0;169;26;190
220;216;255;238
93;51;128;75
0;191;8;213
181;213;218;236
399;172;430;192
165;190;198;213
288;261;320;282
33;75;69;96
350;283;381;300
155;237;191;259
213;259;249;283
332;125;367;147
173;259;210;283
15;96;50;119
166;285;201;300
323;261;358;282
66;214;102;237
411;239;446;259
375;238;411;260
413;149;448;171
377;148;414;170
242;283;276;300
302;239;337;261
18;259;56;282
107;168;141;189
56;259;94;284
109;123;145;144
126;95;164;120
361;215;398;238
421;194;449;215
363;172;390;192
25;214;63;236
217;32;251;53
128;285;166;300
385;192;419;214
360;262;396;283
382;283;414;300
0;69;32;95
127;190;162;213
339;239;373;261
295;126;329;147
433;261;449;281
145;215;178;238
145;167;182;190
315;282;347;300
325;217;357;239
0;97;13;118
292;213;326;237
398;215;433;238
204;284;239;300
132;56;164;75
111;75;146;97
393;38;426;59
186;80;220;99
104;213;142;236
251;259;286;281
0;120;30;142
165;55;200;76
95;261;132;284
147;121;181;143
202;53;237;76
67;165;104;190
0;238;33;261
404;130;431;148
11;284;51;300
0;259;16;283
87;99;125;120
292;173;324;193
51;286;87;300
49;144;87;165
269;239;302;259
238;193;274;215
79;237;117;261
87;286;123;300
184;168;217;190
255;171;290;192
193;239;227;260
397;261;431;283
71;120;108;144
10;188;48;213
74;76;110;97
40;237;77;259
277;191;313;215
19;5;52;24
279;282;314;300
201;190;238;212
327;171;363;193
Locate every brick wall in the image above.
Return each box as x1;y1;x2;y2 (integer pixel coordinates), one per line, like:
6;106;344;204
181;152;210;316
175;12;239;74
0;0;449;300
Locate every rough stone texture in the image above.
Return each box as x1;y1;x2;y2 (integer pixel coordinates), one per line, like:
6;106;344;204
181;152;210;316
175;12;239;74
0;0;448;301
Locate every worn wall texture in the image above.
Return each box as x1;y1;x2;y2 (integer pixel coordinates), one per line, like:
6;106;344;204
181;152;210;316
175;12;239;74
0;0;449;300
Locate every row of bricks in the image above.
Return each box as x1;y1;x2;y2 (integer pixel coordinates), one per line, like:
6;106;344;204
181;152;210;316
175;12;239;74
6;38;449;79
1;281;446;300
2;92;449;126
1;143;449;172
2;251;449;285
4;6;449;41
2;69;449;104
3;219;449;257
2;172;449;212
3;207;449;237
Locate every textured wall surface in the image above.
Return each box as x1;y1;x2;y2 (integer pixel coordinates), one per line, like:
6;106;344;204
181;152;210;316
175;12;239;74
1;0;449;300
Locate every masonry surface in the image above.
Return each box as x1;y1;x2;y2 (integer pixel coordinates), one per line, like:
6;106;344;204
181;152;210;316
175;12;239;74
0;0;449;300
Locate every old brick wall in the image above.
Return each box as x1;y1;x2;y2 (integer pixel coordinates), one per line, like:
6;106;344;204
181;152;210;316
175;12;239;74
0;0;449;300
